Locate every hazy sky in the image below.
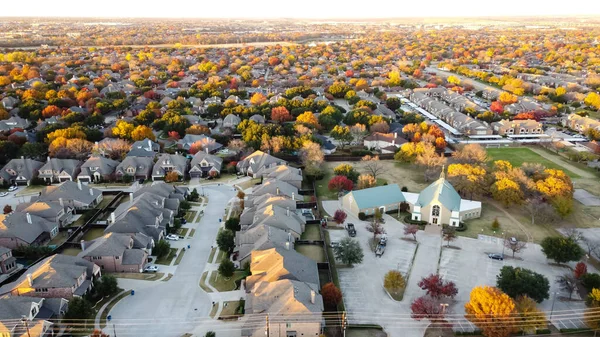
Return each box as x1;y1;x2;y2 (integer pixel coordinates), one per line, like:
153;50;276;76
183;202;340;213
2;0;599;18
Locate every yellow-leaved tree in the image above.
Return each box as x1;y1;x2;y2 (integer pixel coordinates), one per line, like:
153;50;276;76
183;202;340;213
465;286;517;337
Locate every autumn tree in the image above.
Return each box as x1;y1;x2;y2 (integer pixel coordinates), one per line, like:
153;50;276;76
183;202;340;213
535;169;573;199
271;106;293;123
333;163;359;182
357;174;376;190
415;143;447;181
411;296;445;321
370;121;390;134
447;164;487;198
330;125;353;150
131;125;156;141
366;217;385;242
384;270;406;297
93;138;130;160
112;120;135;140
299;140;324;168
185;125;211;135
296;111;319;129
321;282;342;308
328;176;353;192
498;92;518;105
164;171;180;183
418;274;458;300
464;286;517;337
41;105;62;118
514;296;546;334
249;92;266;105
491;178;524;207
349;123;367;144
333;209;347;225
3;205;12;214
404;225;418;241
442;227;456;247
574;262;588;279
452;144;488;165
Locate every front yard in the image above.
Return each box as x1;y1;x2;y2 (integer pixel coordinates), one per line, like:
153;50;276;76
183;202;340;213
208;271;247;292
155;248;177;265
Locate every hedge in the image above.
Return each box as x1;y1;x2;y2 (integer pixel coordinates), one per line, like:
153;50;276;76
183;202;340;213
559;328;593;333
454;331;482;336
403;215;427;225
351;149;372;156
535;329;551;335
455;222;468;232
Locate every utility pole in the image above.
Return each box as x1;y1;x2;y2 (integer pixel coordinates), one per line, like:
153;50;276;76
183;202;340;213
113;324;117;337
265;314;269;337
21;316;31;337
549;292;559;321
342;311;347;337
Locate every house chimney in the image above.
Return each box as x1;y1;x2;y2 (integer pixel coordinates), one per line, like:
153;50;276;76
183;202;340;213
110;212;115;223
26;213;32;224
276;188;280;195
287;207;290;216
292;192;295;200
89;188;93;196
27;274;33;287
285;241;290;250
47;156;50;162
59;198;64;206
394;132;397;138
310;290;316;304
80;240;86;251
129;192;134;203
147;139;151;149
77;180;82;190
205;147;209;154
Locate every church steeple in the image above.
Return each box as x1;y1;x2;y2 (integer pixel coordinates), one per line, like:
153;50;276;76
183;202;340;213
439;165;445;180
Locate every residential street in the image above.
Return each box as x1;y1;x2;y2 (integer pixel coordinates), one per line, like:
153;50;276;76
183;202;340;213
105;184;238;337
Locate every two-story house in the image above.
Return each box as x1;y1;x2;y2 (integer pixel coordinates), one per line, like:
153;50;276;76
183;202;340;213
0;254;101;299
127;139;159;158
77;156;120;183
78;233;148;273
189;151;223;178
15;201;74;228
0;296;68;337
35;181;103;210
38;158;82;184
115;156;154;181
491;119;543;136
237;151;288;178
0;157;44;186
0;212;59;249
151;153;189;181
0;246;17;276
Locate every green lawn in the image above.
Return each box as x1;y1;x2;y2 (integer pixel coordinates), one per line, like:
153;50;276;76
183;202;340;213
315;168;337;200
295;244;326;263
61;248;82;256
208;247;216;263
82;228;106;241
208;271;247;292
301;224;322;241
155;248;177;265
108;272;164;281
216;249;228;263
174;249;186;265
47;232;69;246
486;147;579;178
218;300;243;319
184;211;198;223
200;271;212;292
177;228;189;237
189;229;196;238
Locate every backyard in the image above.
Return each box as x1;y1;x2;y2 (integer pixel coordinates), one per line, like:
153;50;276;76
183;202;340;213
301;224;322;241
61;248;82;256
295;244;326;263
82;228;106;241
208;271;247;292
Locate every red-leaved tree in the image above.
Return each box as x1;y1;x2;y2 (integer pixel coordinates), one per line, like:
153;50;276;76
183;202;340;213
271;106;293;123
168;131;180;140
574;262;588;279
404;224;419;241
333;209;347;225
490;101;504;113
321;282;342;308
328;175;353;192
411;296;444;321
417;274;458;300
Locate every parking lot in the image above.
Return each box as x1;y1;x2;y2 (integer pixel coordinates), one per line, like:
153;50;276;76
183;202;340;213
439;236;588;331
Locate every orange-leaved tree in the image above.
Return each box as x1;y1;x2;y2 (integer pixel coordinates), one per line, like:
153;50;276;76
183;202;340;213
465;286;517;337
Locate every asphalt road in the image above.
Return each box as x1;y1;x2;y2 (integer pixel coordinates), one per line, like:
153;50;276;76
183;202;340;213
106;184;237;337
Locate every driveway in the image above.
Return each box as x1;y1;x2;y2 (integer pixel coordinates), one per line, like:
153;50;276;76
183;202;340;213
106;184;237;337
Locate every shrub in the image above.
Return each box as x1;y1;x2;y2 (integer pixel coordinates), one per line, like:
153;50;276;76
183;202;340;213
358;212;366;221
218;259;235;278
401;186;408;192
581;273;600;292
455;223;468;232
351;149;372;156
404;215;427;225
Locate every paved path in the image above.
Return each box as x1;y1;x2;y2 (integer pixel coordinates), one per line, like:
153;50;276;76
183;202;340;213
105;184;237;337
528;147;595;179
488;200;534;243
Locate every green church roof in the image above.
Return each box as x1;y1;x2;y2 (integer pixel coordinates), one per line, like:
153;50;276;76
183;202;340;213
416;177;461;211
350;184;405;210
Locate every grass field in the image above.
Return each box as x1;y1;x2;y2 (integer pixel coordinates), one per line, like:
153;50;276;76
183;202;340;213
82;228;105;241
208;247;216;263
296;244;326;263
174;249;186;265
218;301;242;319
486;147;579;178
184;211;198;223
208;271;246;292
301;224;322;241
199;271;212;292
156;248;177;265
177;228;189;237
189;229;196;238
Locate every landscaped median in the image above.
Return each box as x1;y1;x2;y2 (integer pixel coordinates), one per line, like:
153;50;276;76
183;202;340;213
199;271;212;292
107;272;164;281
98;289;132;327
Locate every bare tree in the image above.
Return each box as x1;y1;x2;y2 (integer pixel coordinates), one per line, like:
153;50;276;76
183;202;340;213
366;219;385;242
404;224;419;241
556;273;577;300
442;227;457;247
362;155;384;180
582;238;600;258
563;226;583;243
350;124;367;145
524;198;558;225
503;237;527;258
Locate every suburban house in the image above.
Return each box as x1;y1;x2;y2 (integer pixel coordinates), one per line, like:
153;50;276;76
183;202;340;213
562;114;600;135
115;156;154;181
234;224;293;266
127;138;159;157
242;279;323;337
37;158;82;183
0;246;17;275
237;150;288;177
189;151;223;178
241;194;297;226
223;114;241;128
243;204;306;239
313;134;337;155
0;254;101;299
0;116;31;132
151;153;189;181
15;201;74;228
364;132;407;153
251;179;300;201
261;165;303;189
0;296;68;337
242;247;323;337
0;157;44;186
77;156;120;183
35;181;103;210
0;212;59;249
505;100;544;114
78;233;148;273
491;119;543;136
342;173;481;226
177;134;223;152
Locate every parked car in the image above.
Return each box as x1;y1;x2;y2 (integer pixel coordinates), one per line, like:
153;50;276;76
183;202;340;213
509;237;518;245
488;253;504;261
144;265;159;273
375;243;386;257
8;185;18;192
330;241;340;249
379;234;388;246
166;234;179;241
346;223;356;237
0;192;8;197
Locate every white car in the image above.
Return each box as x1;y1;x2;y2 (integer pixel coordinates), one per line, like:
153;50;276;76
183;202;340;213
0;192;8;197
144;265;159;273
8;186;18;192
165;234;179;241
